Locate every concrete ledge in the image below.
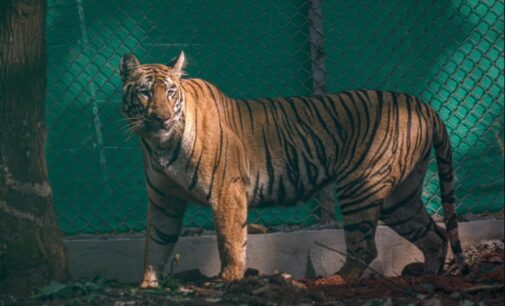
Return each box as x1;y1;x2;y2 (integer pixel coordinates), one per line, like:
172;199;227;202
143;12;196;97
65;219;504;283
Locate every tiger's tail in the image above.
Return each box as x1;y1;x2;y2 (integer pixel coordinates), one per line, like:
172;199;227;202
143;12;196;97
432;115;469;274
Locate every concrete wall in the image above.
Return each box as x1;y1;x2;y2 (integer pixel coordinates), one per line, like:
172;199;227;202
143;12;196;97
66;220;504;283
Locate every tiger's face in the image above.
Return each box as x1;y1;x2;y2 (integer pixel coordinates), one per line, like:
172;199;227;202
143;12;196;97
120;52;186;143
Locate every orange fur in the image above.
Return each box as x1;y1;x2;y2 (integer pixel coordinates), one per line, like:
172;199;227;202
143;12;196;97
120;52;467;287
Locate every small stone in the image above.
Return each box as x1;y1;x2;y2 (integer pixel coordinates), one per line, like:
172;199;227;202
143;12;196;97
362;299;385;306
245;268;260;277
251;284;270;295
173;269;208;282
459;299;476;306
309;290;325;301
248;223;269;234
420;297;442;306
401;262;425;276
381;298;393;306
416;294;427;300
204;297;222;303
114;301;136;306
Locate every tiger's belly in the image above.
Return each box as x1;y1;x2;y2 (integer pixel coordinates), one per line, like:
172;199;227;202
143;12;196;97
247;166;334;207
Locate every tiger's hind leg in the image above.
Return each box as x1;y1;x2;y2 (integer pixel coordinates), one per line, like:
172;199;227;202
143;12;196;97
381;158;448;275
338;206;382;279
337;192;385;279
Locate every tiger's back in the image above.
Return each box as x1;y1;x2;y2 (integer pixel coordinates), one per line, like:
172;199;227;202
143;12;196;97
222;89;438;208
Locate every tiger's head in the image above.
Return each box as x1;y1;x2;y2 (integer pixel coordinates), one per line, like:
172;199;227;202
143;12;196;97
120;52;186;143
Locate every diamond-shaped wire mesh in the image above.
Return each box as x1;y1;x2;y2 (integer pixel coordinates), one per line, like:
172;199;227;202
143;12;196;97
45;0;504;235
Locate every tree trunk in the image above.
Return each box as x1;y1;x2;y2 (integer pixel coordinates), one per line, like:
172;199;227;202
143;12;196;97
0;0;69;293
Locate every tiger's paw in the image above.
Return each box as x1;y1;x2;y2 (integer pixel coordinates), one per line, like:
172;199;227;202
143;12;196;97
139;265;160;289
219;266;245;281
401;262;425;277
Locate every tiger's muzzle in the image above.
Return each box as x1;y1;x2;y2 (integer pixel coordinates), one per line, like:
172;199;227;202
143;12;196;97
145;114;171;132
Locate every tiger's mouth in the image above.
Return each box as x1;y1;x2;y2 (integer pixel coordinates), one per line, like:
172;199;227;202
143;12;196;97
145;118;171;132
124;112;177;144
139;117;177;142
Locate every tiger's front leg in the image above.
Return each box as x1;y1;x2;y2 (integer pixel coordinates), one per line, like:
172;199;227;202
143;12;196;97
140;196;187;288
212;182;248;281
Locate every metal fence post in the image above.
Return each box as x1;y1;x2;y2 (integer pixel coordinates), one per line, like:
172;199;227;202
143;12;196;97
308;0;327;96
309;0;335;223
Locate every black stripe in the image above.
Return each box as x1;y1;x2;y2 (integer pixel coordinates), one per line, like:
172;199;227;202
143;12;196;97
285;98;314;159
441;194;455;203
337;91;382;182
340;182;388;210
243;100;255;133
301;101;329;172
262;129;275;194
382;200;424;227
451;241;463;254
141;138;152;154
206;129;224;201
149;198;179;218
252;172;261;203
298;95;317;120
381;186;421;216
151;226;179;245
431;218;448;242
354;91;371;146
145;171;166;197
277;176;287;203
282;134;300;188
168;139;182;165
236;100;245;133
341;200;383;215
185;81;202;163
228;98;240;131
311;96;340;145
436;154;451;165
266;99;286;145
189;152;204;190
446;214;458;231
439;172;454;182
343;220;376;239
221;141;230;187
303;154;319;185
407;221;432;242
318;95;346;144
257;99;271;125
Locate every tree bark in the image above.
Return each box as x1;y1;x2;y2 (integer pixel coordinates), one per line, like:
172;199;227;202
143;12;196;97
0;0;69;293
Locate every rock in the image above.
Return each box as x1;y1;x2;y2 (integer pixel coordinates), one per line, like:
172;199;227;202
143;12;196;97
248;223;269;234
420;296;442;306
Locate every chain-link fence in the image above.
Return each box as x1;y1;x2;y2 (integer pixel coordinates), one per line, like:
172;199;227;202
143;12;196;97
45;0;504;236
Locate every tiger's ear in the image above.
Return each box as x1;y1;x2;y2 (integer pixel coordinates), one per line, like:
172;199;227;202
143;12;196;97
120;53;140;82
171;51;186;78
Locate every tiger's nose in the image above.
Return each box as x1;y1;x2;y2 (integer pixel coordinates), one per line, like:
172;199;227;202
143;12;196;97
147;114;170;128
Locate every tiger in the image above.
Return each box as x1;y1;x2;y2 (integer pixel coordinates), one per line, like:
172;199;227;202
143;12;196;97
119;52;468;288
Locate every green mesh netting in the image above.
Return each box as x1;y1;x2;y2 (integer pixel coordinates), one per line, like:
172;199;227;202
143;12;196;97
45;0;504;235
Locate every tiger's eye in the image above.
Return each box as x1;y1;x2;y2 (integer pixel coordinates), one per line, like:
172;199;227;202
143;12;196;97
167;89;177;98
139;89;151;97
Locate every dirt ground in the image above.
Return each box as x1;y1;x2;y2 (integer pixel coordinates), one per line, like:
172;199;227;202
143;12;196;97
1;239;503;306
